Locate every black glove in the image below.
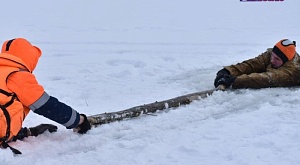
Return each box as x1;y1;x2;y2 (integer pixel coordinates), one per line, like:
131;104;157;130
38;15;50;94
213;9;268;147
29;124;58;137
13;127;29;141
75;114;91;134
214;68;230;88
215;75;236;88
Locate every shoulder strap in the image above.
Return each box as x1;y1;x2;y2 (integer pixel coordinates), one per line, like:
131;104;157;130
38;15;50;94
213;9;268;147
1;142;22;154
0;90;22;154
0;105;11;142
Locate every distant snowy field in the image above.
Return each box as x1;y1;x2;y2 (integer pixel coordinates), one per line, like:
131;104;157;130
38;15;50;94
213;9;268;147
1;0;300;165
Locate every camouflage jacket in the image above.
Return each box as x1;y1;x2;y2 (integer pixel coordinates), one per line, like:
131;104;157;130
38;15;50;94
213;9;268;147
224;48;300;89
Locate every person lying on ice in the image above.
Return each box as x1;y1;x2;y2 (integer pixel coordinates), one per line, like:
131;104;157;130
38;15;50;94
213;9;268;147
0;38;91;153
214;39;300;89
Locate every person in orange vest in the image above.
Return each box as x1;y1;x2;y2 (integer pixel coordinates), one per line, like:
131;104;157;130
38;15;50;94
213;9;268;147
0;38;91;154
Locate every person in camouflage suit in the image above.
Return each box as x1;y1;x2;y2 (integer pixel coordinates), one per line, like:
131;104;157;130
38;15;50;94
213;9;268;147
214;39;299;89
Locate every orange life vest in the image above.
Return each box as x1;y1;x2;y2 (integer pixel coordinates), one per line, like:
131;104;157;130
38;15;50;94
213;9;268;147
0;66;30;144
0;38;41;154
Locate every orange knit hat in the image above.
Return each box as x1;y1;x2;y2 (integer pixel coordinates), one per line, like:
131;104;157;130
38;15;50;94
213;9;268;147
272;39;296;63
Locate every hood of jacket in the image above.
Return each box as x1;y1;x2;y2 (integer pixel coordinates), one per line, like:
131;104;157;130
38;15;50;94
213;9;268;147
1;38;42;72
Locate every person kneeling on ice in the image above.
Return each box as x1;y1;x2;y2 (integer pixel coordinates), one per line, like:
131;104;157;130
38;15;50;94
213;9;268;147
0;38;91;153
214;39;300;89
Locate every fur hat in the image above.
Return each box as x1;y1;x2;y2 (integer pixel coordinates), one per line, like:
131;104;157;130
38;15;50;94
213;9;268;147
272;39;296;63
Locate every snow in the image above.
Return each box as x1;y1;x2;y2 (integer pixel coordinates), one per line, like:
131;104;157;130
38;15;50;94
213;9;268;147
1;0;300;164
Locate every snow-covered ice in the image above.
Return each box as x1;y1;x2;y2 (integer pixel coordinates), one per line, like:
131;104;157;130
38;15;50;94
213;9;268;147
1;0;300;165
